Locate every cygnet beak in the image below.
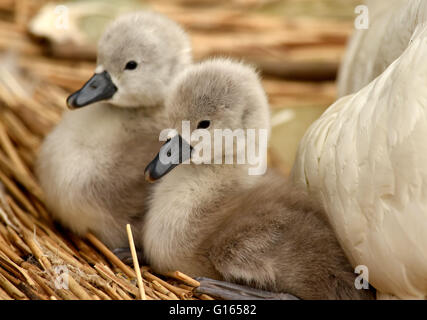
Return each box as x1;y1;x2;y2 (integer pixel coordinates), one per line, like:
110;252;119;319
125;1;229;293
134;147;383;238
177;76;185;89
145;134;193;183
66;71;117;109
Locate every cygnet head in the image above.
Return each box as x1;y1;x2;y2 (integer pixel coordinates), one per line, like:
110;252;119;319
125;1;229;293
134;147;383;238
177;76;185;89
67;11;192;109
145;58;270;181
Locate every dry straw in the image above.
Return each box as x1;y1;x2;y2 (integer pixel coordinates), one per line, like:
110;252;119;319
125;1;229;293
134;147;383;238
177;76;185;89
126;224;145;300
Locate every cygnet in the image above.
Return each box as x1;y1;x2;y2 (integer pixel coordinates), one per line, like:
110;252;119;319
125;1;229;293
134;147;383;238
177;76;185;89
142;59;375;300
36;11;192;250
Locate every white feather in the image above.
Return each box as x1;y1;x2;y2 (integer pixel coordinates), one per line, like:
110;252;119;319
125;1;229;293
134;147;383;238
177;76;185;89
292;23;427;299
337;0;427;96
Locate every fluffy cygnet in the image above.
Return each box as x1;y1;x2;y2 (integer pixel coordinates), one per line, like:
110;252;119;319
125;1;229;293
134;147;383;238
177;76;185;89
36;11;192;249
142;58;375;300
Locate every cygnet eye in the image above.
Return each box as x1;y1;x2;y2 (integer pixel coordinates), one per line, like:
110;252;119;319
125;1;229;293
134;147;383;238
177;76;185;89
124;61;138;70
197;120;211;129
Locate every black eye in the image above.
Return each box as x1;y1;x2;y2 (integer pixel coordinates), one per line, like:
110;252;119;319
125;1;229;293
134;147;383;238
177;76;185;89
197;120;211;129
125;61;138;70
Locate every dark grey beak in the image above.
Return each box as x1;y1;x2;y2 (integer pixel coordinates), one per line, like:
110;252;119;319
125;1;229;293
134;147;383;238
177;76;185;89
66;71;117;109
145;134;193;183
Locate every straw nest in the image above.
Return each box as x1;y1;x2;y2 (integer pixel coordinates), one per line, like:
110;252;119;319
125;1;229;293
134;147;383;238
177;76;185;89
0;54;212;300
0;55;211;300
0;0;211;301
0;0;353;300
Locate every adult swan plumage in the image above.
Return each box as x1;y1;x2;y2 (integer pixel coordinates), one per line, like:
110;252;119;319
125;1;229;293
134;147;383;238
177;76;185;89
292;20;427;299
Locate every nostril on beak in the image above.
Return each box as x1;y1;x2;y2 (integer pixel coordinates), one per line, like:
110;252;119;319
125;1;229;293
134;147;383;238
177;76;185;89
89;84;98;89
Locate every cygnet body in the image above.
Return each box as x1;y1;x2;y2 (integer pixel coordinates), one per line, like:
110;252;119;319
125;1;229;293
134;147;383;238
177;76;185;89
36;12;192;248
142;59;375;300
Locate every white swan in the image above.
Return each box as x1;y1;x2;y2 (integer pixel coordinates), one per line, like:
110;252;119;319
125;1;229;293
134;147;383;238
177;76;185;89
292;22;427;299
338;0;427;96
